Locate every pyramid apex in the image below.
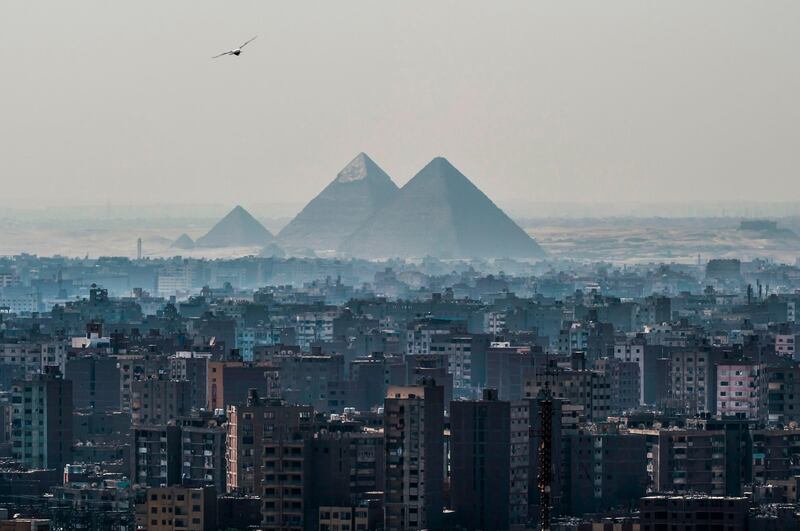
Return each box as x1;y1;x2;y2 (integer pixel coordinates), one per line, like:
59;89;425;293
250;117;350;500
336;153;374;183
278;153;399;250
412;156;467;185
422;156;457;172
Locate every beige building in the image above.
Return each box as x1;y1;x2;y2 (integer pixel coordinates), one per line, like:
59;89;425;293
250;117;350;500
0;520;51;531
135;486;216;531
318;506;371;531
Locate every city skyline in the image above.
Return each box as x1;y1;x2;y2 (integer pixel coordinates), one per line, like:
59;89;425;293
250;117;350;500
1;3;800;529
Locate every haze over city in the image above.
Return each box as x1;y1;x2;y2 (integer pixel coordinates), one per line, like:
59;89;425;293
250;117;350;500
2;1;799;208
2;3;800;531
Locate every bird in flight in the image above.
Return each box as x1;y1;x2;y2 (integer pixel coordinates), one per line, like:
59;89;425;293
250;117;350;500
212;36;258;59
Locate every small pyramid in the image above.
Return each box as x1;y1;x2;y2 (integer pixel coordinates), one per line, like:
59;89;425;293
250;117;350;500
259;242;286;258
171;233;195;249
278;153;399;251
339;157;545;259
195;205;275;248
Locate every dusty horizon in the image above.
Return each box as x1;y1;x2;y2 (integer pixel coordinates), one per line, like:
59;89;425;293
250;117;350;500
2;1;799;208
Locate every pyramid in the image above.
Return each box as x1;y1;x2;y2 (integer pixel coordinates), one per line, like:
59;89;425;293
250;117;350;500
195;205;275;247
339;157;545;259
278;153;399;251
171;233;195;249
259;242;286;258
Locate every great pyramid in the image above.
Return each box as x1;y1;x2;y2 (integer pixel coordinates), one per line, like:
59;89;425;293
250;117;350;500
339;157;544;259
195;205;275;248
278;153;399;252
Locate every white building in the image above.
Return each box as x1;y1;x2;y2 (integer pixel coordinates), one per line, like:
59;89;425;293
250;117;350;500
0;272;16;287
295;310;336;350
71;332;111;350
0;341;67;375
157;264;193;297
614;339;645;405
558;322;589;355
483;311;506;335
775;334;798;358
0;293;38;314
430;335;476;389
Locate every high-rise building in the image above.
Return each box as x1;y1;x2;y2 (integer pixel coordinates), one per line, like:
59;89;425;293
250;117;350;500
510;400;532;527
295;308;337;350
11;369;73;471
349;355;388;411
178;415;227;493
486;342;534;401
562;429;647;515
206;361;279;412
640;495;748;531
258;400;315;531
593;357;641;415
429;333;490;390
115;353;169;413
261;436;312;530
405;318;462;356
384;379;444;531
751;428;800;485
131;377;191;425
404;354;453;413
65;355;121;412
653;429;727;495
716;362;767;420
450;389;511;531
135;485;217;531
226;390;313;495
169;352;210;411
613;337;646;405
765;365;800;426
1;341;68;377
132;424;181;488
271;354;345;414
524;357;611;422
668;350;713;415
692;417;753;497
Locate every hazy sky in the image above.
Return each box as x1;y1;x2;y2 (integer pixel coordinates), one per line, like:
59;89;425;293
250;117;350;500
1;1;798;210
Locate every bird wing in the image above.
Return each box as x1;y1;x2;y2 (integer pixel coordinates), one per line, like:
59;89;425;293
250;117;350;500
212;50;234;59
239;35;258;49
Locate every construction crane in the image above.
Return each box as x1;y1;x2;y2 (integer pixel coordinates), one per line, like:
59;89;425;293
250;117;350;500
536;355;559;531
537;393;553;531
